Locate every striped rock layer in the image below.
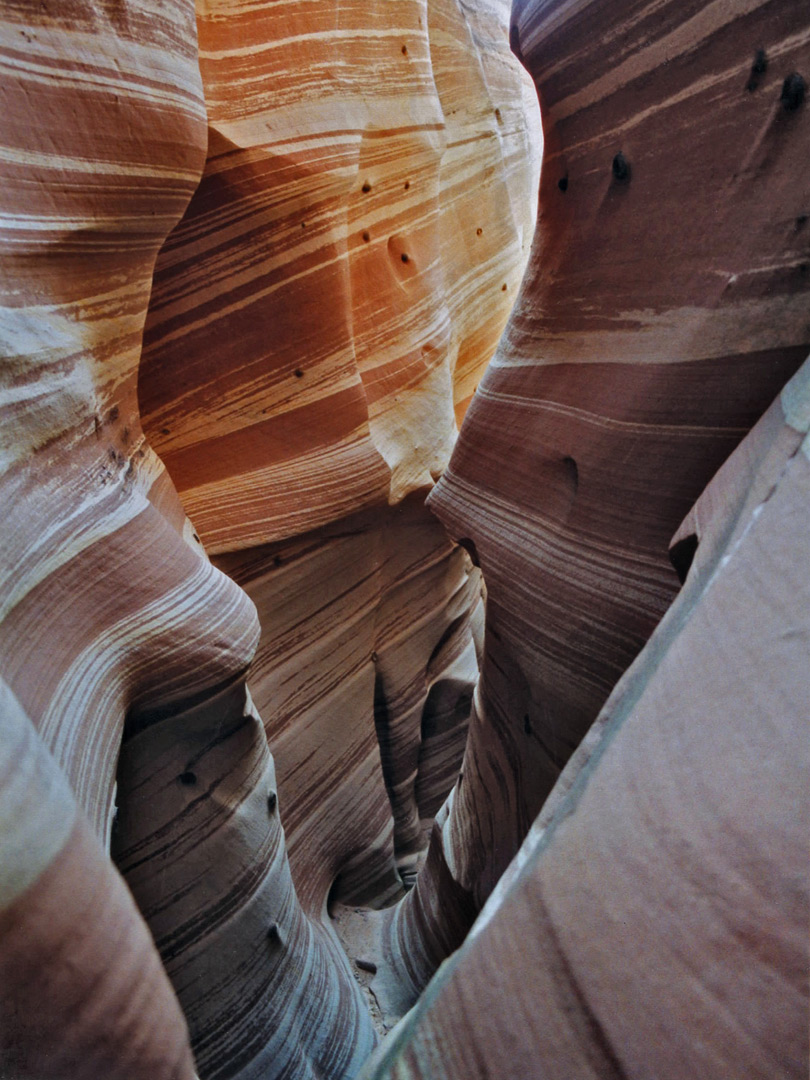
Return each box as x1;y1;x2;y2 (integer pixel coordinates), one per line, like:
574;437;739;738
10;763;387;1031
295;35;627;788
379;0;810;1008
1;1;542;1079
139;0;541;553
0;3;207;1074
362;357;810;1080
136;0;540;1056
0;0;455;1076
112;682;375;1080
0;679;196;1080
215;493;484;915
0;0;209;840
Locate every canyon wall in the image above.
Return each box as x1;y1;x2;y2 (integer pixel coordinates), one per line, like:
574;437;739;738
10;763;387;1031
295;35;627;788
2;0;807;1076
0;3;208;1075
363;354;810;1080
137;0;541;1058
139;0;540;550
0;0;539;1077
380;0;810;1009
359;0;810;1072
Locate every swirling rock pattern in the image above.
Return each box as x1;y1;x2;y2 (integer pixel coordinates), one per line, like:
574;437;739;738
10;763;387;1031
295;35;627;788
0;2;207;1074
113;683;375;1080
216;494;484;914
361;357;810;1080
1;0;540;1077
139;0;540;553
0;679;196;1080
136;0;539;1037
0;1;400;1076
9;0;803;1076
385;0;810;1006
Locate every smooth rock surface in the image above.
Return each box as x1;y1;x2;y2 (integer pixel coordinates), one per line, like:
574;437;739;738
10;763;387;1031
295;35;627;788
7;0;805;1077
389;0;810;1003
139;0;540;553
360;356;810;1080
0;1;540;1078
0;3;207;1074
0;679;196;1080
137;0;540;1038
216;494;484;913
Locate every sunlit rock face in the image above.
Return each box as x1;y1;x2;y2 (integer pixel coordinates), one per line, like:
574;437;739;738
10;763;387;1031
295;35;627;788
1;0;540;1077
0;0;523;1075
385;0;810;1006
139;0;540;552
137;0;540;1035
361;357;810;1080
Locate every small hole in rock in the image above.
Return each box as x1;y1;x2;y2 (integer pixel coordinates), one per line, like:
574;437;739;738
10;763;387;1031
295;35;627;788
457;537;480;567
404;180;410;189
670;533;699;585
179;771;197;786
401;253;410;263
501;283;507;291
362;180;371;193
781;72;806;111
558;175;569;192
476;227;483;236
401;45;408;55
612;152;631;182
362;230;370;242
746;48;767;91
294;368;304;378
562;455;579;493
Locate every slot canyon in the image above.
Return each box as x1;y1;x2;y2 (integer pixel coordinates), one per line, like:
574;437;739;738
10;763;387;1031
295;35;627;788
0;1;807;1078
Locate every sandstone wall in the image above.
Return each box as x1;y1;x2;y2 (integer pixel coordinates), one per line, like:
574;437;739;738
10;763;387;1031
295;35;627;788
0;3;208;1075
362;355;810;1080
139;0;540;551
136;0;540;1055
4;0;805;1076
382;0;810;1007
0;1;540;1077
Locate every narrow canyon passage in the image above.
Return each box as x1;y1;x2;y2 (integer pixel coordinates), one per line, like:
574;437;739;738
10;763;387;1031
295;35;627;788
132;0;542;1070
0;1;808;1079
